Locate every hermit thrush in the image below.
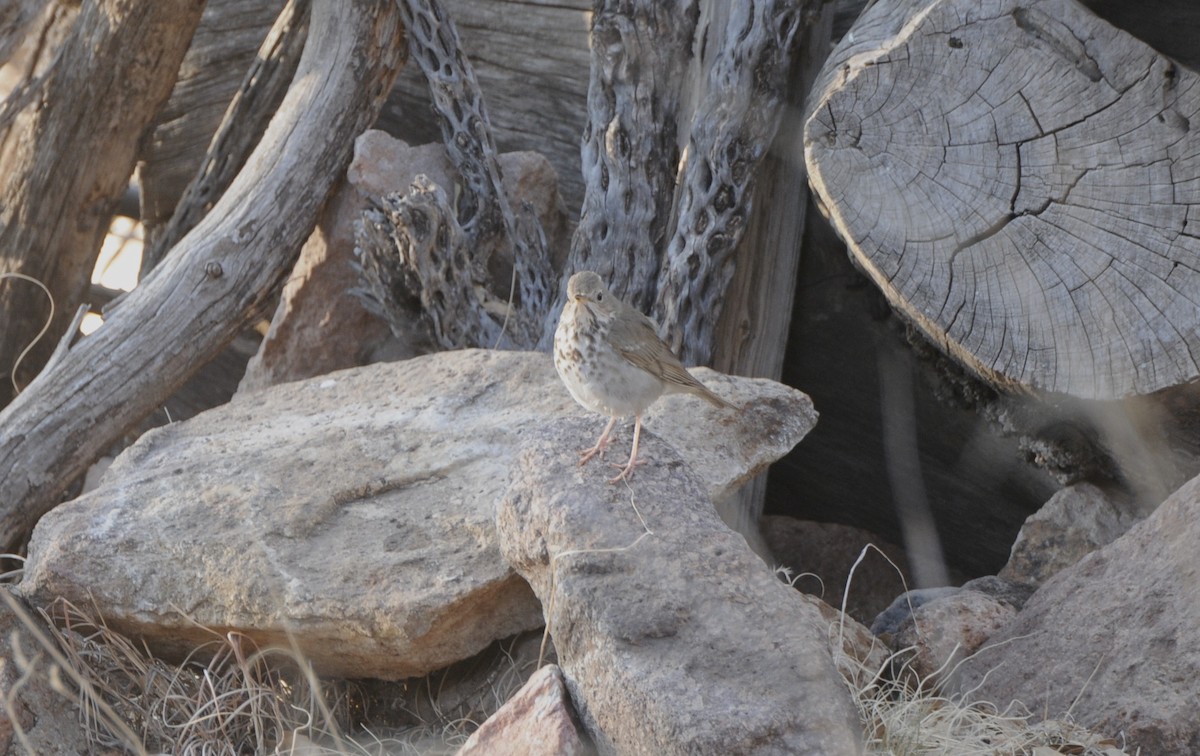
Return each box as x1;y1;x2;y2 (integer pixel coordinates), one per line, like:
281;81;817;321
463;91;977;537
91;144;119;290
554;270;733;483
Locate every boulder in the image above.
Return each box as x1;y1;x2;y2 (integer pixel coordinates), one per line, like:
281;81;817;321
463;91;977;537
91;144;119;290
497;420;864;755
999;482;1142;587
456;664;593;756
953;472;1200;754
20;349;813;680
891;590;1015;684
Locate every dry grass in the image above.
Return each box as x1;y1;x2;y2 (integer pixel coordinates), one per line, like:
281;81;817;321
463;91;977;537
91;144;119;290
3;593;483;755
840;645;1133;755
0;547;1139;754
824;544;1136;756
45;597;394;755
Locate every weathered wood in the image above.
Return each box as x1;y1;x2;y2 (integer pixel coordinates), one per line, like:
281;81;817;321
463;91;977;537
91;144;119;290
0;2;70;104
389;0;553;349
0;0;44;67
804;0;1200;400
138;0;290;263
360;178;503;349
652;0;803;365
140;0;309;274
712;3;835;557
383;0;591;214
559;0;701;317
0;0;205;408
713;4;834;381
0;0;405;553
1082;0;1200;72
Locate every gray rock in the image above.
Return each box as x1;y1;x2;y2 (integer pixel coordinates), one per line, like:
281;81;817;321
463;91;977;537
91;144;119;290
798;592;891;693
891;590;1015;684
761;516;912;625
456;664;593;756
497;420;864;755
953;472;1200;754
20;350;811;680
870;586;959;638
999;482;1141;587
959;575;1035;611
871;577;1030;682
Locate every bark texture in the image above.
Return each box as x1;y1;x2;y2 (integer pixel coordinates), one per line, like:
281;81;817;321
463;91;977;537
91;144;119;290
137;0;291;265
805;0;1200;399
560;0;700;316
652;0;802;365
140;0;309;274
383;0;591;213
362;0;553;351
0;0;405;553
540;0;805;362
0;0;205;407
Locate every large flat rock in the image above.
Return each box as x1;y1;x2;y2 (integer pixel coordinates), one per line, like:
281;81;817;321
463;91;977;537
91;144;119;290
497;420;864;754
20;349;815;680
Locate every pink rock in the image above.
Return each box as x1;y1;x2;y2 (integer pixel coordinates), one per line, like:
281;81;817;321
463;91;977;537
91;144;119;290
456;664;591;756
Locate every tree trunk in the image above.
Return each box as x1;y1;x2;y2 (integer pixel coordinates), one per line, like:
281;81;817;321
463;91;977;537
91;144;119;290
0;0;206;408
804;0;1200;400
0;0;405;553
712;3;835;557
557;0;701;317
0;0;46;67
650;0;802;365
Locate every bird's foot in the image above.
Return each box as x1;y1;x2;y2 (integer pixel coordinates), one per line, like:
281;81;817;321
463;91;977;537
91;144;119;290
578;417;618;467
607;456;646;484
577;440;609;466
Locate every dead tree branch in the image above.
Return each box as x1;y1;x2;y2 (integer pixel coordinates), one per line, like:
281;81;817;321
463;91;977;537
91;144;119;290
0;0;406;553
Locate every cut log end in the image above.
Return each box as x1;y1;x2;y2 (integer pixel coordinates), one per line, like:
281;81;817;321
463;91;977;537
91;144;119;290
804;0;1200;401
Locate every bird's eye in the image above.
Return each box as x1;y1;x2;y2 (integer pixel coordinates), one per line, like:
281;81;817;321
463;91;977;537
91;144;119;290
596;292;604;301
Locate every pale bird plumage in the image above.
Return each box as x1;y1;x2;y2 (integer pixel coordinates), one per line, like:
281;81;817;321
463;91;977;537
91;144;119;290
553;270;732;483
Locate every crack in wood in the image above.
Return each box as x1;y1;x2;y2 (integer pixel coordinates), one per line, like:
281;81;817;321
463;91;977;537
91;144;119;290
952;212;1017;255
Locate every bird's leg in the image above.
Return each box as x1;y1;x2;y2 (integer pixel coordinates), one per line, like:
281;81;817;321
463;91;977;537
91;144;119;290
609;414;647;483
578;416;618;466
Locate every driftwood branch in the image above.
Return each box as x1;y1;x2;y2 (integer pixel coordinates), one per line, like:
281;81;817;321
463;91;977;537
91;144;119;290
140;0;309;275
0;0;405;553
0;0;205;408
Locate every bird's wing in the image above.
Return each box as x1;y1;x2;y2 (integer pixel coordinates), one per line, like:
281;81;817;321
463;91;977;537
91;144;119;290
609;306;709;391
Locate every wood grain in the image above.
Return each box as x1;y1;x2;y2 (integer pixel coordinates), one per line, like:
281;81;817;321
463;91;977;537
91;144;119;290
0;0;205;407
804;0;1200;399
138;0;289;258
